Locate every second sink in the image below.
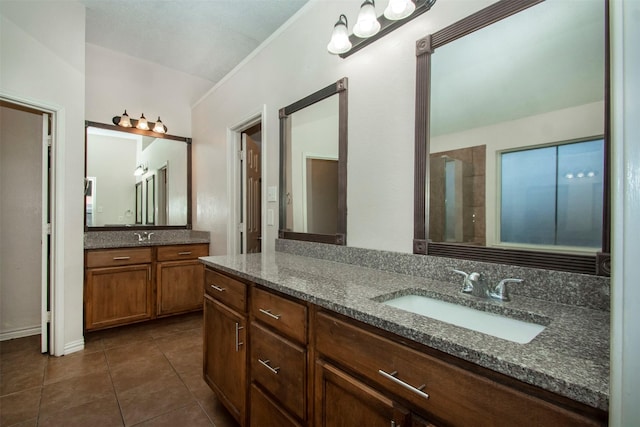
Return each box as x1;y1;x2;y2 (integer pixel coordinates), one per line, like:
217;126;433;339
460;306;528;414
382;294;546;344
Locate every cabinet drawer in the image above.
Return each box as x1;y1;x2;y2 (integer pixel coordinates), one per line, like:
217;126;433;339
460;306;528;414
86;247;152;268
204;269;247;313
250;384;302;427
315;311;599;427
250;323;306;421
251;287;307;343
156;244;209;261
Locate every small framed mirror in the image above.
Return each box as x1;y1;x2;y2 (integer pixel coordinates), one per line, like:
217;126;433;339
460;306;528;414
84;121;192;230
413;0;610;275
279;78;348;245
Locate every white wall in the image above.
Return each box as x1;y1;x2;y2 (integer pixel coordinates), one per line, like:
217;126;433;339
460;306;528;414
0;0;86;355
85;43;212;137
610;0;640;425
192;0;497;255
0;106;43;339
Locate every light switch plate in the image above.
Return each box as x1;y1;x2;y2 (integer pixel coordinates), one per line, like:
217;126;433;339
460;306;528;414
267;186;278;202
267;209;274;226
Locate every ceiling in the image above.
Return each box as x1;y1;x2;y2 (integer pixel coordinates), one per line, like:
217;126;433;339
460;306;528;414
80;0;310;85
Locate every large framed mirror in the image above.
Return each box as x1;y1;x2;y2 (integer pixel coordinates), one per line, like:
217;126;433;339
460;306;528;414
84;121;192;230
279;78;348;245
414;0;610;275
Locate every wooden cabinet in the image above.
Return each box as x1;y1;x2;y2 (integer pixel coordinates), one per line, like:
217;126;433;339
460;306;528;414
156;244;208;316
250;286;308;425
315;310;605;427
203;269;248;426
84;243;208;331
84;247;153;330
201;268;606;427
315;360;412;427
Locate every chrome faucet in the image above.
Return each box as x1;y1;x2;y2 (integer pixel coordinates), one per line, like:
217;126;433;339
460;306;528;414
489;278;523;302
147;232;154;241
134;231;148;242
452;269;523;302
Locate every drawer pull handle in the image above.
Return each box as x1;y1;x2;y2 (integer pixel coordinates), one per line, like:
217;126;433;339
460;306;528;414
210;284;226;292
177;251;192;255
112;256;131;260
235;323;244;352
258;308;281;320
258;358;280;374
378;369;429;400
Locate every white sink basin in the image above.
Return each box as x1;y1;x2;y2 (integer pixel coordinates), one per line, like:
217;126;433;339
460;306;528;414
382;295;546;344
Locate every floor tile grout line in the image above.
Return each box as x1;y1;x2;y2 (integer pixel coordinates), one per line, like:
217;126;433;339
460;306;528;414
102;342;128;427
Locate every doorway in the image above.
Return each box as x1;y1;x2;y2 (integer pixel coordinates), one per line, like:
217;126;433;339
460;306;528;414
0;99;52;353
241;123;262;254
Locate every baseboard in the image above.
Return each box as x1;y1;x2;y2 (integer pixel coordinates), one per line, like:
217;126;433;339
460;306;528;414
0;325;41;341
64;338;85;355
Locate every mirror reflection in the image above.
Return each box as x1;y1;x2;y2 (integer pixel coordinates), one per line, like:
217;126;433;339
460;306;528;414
284;95;339;234
428;0;605;253
85;124;190;228
279;78;348;245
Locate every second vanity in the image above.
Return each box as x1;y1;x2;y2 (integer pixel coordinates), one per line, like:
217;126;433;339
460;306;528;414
84;230;209;331
200;250;609;427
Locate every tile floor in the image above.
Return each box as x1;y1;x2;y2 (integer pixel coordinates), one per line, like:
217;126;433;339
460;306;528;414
0;312;239;427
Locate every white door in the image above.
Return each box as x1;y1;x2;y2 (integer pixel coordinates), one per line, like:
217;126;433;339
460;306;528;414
41;113;50;353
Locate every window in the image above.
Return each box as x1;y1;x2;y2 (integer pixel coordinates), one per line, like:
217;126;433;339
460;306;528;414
500;139;604;249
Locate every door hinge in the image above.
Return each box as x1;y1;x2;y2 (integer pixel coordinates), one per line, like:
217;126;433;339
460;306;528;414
45;223;52;235
46;311;52;322
238;150;245;161
238;222;244;232
46;135;52;147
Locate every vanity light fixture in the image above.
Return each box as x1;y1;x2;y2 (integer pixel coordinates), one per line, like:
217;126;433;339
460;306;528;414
328;0;437;58
113;110;168;134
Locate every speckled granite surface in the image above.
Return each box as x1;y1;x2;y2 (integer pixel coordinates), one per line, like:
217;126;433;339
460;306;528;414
276;239;610;311
200;251;609;411
84;230;209;249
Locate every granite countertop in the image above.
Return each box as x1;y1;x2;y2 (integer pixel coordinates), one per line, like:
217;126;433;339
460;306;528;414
85;230;210;249
199;252;609;411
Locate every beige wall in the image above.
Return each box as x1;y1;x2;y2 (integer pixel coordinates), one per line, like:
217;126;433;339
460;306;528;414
0;105;43;338
1;0;86;355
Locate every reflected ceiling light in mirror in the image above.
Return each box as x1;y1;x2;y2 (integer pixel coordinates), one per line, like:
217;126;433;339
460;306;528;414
134;164;148;176
327;14;352;54
353;0;381;38
112;111;168;134
328;0;436;57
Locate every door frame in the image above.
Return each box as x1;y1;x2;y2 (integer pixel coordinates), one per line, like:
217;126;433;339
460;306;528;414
1;92;63;356
227;106;267;255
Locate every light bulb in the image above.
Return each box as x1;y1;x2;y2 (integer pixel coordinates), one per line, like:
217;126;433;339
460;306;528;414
384;0;415;20
118;110;132;127
136;113;149;131
153;117;166;134
327;14;352;54
353;0;380;38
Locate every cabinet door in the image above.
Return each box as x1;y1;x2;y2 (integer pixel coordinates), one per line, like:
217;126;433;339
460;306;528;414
157;259;204;316
85;264;152;330
250;384;302;427
315;360;411;427
204;296;247;426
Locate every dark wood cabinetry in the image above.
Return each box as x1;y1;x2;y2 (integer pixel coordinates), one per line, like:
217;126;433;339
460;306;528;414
84;243;208;331
203;268;248;426
202;266;606;427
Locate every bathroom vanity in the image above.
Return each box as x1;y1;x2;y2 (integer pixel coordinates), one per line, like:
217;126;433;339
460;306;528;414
83;231;209;331
200;251;608;427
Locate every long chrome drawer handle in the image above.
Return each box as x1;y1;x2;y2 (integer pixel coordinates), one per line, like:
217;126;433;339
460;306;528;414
378;369;429;400
235;323;244;352
112;256;131;260
210;284;225;292
177;251;192;255
258;308;281;320
258;358;280;374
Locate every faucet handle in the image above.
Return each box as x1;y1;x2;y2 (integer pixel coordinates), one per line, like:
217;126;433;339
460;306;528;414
452;269;478;293
147;232;154;241
490;278;523;302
